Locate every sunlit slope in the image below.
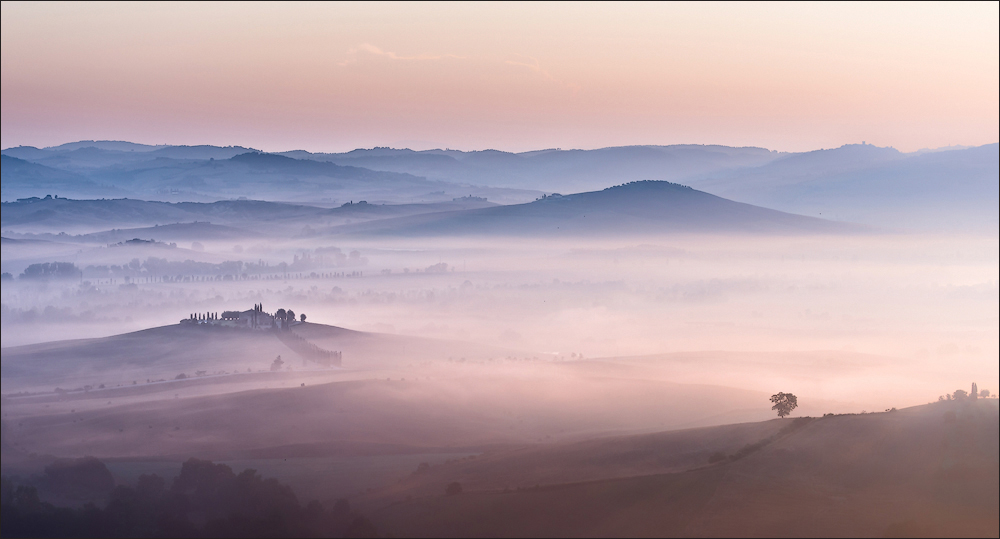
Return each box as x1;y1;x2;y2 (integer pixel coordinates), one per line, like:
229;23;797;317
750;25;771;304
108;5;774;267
371;400;999;538
336;181;863;237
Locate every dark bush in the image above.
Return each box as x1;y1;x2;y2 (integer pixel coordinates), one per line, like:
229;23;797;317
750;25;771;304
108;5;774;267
43;457;115;497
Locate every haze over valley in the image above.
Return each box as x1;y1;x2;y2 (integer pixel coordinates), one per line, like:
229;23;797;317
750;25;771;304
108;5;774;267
2;3;997;537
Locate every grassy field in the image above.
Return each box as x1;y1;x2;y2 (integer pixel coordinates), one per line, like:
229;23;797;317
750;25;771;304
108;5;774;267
368;400;999;537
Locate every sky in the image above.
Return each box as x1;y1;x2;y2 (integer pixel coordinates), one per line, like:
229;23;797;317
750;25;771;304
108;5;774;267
2;1;997;153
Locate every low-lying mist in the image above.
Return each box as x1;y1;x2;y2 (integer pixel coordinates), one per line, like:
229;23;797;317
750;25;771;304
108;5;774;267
3;230;997;413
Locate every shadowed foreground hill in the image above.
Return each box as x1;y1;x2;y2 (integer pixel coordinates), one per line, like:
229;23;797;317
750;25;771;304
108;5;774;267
336;181;863;237
370;400;999;538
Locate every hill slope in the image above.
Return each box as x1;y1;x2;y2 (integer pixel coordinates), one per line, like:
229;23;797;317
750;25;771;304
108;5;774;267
696;143;1000;232
283;144;783;193
0;196;497;235
337;181;862;237
370;400;999;537
0;156;114;201
0;146;540;204
0;321;516;394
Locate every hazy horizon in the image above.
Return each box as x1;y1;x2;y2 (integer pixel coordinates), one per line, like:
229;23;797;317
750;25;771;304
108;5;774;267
3;3;997;538
4;138;994;156
3;3;997;153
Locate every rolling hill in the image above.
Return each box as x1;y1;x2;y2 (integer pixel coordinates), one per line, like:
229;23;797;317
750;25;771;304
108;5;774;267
0;321;519;395
334;181;864;237
0;196;497;235
0;156;116;201
0;146;541;205
368;400;999;537
282;144;784;193
694;143;1000;232
6;140;995;232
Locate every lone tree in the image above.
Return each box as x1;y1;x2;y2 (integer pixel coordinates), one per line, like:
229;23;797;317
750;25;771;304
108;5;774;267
270;355;285;372
300;313;307;322
770;392;798;418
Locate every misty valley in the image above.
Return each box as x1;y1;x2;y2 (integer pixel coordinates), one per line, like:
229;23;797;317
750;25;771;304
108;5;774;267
2;141;997;538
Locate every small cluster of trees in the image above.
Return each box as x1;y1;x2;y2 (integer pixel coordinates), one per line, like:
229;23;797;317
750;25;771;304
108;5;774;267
187;312;218;322
939;383;992;402
273;330;342;366
18;262;82;281
273;308;303;325
270;355;285;372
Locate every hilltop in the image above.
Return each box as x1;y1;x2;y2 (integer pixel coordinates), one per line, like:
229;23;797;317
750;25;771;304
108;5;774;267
0;320;516;395
335;181;864;237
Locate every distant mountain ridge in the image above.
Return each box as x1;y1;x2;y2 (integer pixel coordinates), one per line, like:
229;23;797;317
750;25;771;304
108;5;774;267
0;196;499;235
696;143;999;231
279;144;783;193
0;148;539;206
3;140;996;232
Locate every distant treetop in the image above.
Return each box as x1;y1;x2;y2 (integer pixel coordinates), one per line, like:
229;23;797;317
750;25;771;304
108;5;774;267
604;180;694;191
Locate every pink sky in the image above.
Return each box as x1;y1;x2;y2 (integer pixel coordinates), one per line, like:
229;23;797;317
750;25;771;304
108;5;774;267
2;2;997;153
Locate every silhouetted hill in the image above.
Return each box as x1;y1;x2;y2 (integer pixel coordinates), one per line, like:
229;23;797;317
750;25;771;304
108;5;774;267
0;196;499;235
7;140;995;231
748;143;906;179
282;144;783;193
146;144;257;160
0;156;111;201
1;146;540;204
1;146;54;160
45;140;168;152
696;143;999;231
337;181;862;237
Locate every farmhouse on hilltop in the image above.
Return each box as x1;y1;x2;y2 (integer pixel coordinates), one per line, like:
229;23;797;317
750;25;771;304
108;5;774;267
181;303;341;365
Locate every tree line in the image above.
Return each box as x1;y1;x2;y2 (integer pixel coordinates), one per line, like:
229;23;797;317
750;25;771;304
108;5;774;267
1;457;378;538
